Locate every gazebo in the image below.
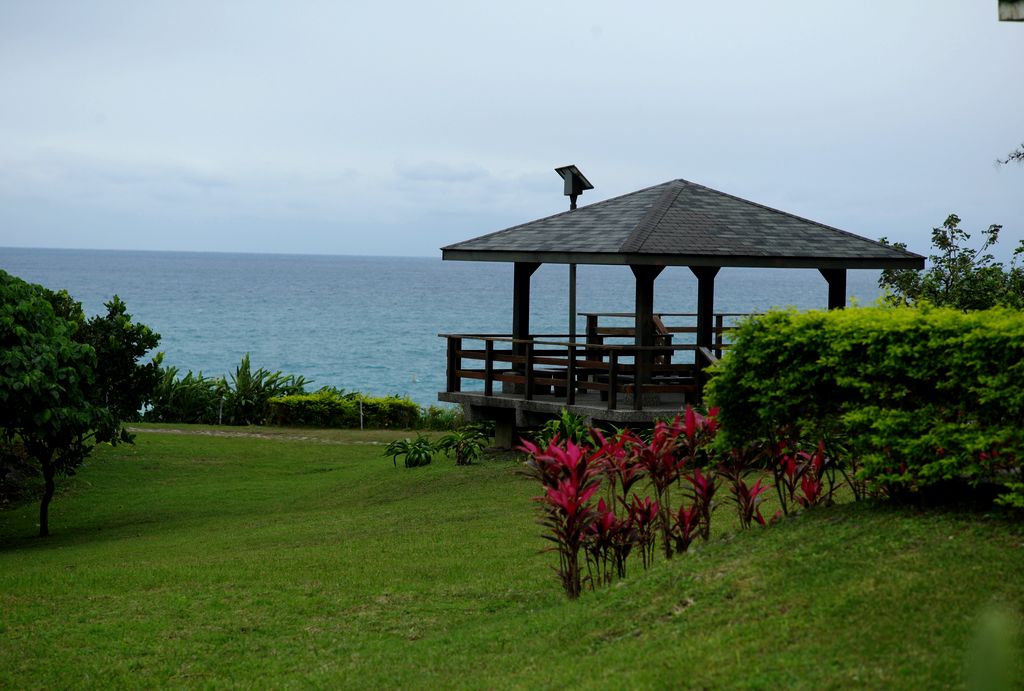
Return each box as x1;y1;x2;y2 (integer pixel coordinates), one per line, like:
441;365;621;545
439;174;924;447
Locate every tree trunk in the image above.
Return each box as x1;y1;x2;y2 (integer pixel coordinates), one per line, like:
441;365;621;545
39;462;55;538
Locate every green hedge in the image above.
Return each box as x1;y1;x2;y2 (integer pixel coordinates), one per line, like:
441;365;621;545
268;390;421;429
707;306;1024;508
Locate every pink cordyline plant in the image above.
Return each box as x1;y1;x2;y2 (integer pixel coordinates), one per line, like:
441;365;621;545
675;406;721;542
518;437;603;599
683;466;718;540
771;439;832;511
627;494;659;569
584;498;635;585
592;428;646;511
718;445;773;529
679;405;720;453
731;475;773;528
629;417;685;558
671;503;702;553
795;442;828;508
778;453;800;515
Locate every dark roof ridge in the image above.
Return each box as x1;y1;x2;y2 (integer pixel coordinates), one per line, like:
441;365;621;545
674;178;920;259
441;179;675;251
619;180;685;253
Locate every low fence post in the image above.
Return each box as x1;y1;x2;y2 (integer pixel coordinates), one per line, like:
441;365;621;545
633;347;643;412
524;341;535;401
566;343;576;405
608;351;618;411
484;339;494;397
446;336;462;393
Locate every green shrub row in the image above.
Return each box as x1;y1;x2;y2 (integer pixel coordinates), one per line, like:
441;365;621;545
144;353;307;425
268;389;421;429
707;305;1024;508
143;353;463;430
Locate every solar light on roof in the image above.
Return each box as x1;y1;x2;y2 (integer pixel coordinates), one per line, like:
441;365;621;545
555;165;594;211
1000;0;1024;20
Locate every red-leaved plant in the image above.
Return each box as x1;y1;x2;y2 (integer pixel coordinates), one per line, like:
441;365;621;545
592;428;646;509
629;419;685;558
683;466;718;540
519;437;602;599
584;498;636;585
677;406;721;540
771;439;834;511
719;446;774;529
627;494;659;569
795;442;828;509
678;405;720;463
519;408;826;599
671;503;702;553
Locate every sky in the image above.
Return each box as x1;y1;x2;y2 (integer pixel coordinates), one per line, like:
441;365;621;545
1;1;1022;259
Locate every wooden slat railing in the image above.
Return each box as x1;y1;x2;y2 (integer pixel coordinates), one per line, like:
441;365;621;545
440;333;708;412
584;311;745;347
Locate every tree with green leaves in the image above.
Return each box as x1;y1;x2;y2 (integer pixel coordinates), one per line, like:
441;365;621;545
879;214;1024;310
998;142;1024;165
0;270;159;536
79;295;162;422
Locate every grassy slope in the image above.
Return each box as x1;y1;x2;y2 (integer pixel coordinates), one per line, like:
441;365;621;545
0;428;1021;689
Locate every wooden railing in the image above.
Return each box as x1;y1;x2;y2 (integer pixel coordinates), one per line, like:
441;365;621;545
582;311;747;359
442;334;706;412
441;314;746;412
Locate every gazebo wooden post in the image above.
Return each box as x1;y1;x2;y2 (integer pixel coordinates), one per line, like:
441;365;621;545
690;266;720;399
691;266;720;348
512;262;540;390
819;268;847;309
512;261;540;343
568;264;577;341
631;265;664;405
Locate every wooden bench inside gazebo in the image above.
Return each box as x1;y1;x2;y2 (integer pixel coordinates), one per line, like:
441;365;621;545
439;171;923;447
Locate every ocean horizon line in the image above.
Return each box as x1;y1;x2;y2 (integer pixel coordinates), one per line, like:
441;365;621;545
1;245;440;261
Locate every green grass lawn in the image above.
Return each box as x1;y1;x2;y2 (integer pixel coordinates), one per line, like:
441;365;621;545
1;427;1022;689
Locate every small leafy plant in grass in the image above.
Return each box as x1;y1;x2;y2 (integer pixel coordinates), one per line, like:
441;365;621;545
435;426;489;466
533;409;594;447
417;404;464;431
385;435;434;468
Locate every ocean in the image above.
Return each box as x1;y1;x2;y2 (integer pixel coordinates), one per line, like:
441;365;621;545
1;248;883;407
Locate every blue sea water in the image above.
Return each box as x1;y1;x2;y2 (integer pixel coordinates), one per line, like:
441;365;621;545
0;248;883;407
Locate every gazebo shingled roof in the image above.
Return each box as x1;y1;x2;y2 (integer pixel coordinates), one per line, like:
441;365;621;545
443;178;924;269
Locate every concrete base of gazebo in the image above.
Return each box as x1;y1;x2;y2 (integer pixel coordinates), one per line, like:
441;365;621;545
440;389;689;448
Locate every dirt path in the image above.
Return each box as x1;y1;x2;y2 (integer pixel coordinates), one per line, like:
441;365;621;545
125;427;384;445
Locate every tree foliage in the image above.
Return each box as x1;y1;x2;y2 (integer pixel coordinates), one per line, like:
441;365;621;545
997;142;1024;166
0;270;159;536
879;214;1024;310
80;295;162;422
